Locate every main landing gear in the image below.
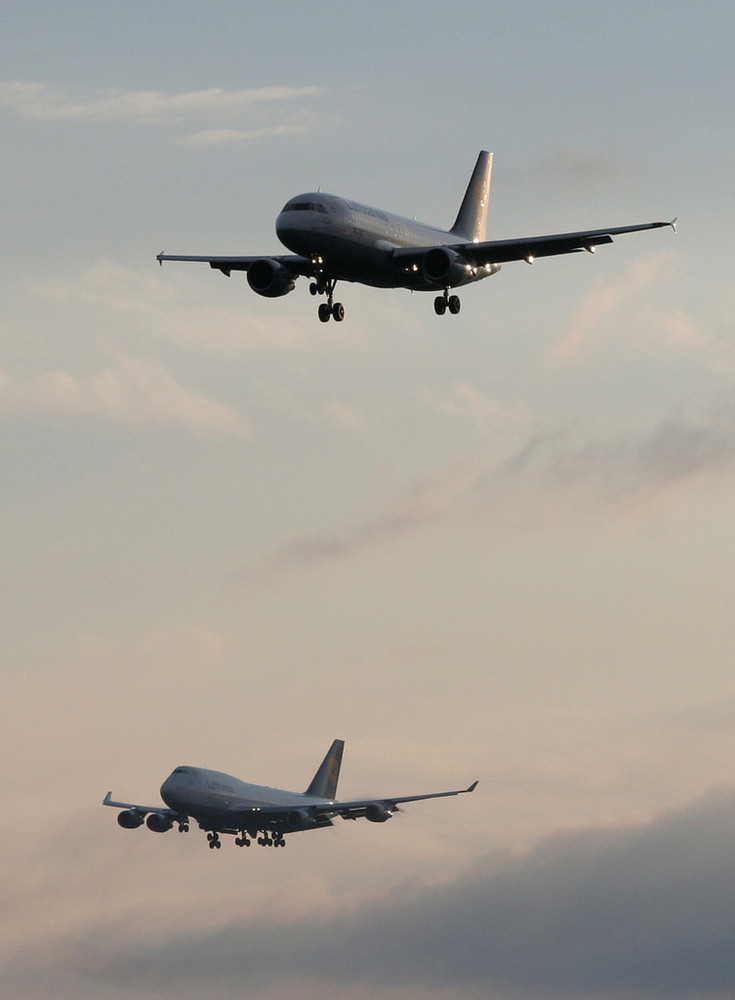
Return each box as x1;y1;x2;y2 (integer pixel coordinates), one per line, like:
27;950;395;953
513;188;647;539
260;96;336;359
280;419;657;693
211;830;286;849
310;277;344;323
434;290;461;316
234;830;286;848
256;831;286;847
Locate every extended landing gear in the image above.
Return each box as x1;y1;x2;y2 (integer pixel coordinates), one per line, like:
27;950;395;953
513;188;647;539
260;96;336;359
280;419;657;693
434;290;461;316
257;830;286;847
206;828;286;849
177;820;189;833
310;277;344;322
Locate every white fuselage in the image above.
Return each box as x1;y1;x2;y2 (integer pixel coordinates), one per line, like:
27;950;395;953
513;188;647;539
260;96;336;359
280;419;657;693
275;193;477;290
160;765;334;832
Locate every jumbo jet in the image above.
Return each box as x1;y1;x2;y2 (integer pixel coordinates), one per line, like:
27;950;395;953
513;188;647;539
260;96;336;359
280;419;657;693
157;150;675;322
104;739;477;850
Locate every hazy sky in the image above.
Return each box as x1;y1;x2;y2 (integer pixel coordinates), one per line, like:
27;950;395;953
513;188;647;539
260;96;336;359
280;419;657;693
2;3;735;999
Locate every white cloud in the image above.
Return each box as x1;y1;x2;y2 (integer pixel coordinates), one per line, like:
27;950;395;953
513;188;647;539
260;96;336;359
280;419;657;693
32;260;328;353
180;119;318;147
547;252;678;362
0;81;324;124
0;355;250;437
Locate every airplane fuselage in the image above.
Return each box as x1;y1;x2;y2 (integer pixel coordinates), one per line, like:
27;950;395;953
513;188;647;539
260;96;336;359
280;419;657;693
276;193;484;291
160;765;335;834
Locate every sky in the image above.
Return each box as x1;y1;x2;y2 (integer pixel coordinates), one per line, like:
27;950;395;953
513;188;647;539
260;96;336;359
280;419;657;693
2;2;735;998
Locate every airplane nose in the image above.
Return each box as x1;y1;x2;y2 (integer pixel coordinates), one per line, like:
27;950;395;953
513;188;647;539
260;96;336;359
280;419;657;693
160;771;184;808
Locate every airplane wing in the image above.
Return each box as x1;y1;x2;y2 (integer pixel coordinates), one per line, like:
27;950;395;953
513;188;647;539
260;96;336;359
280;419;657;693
156;252;315;278
102;791;177;818
393;219;676;268
219;781;478;828
320;779;479;822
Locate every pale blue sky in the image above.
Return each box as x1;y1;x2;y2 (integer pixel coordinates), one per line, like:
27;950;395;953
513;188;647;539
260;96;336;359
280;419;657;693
2;3;735;999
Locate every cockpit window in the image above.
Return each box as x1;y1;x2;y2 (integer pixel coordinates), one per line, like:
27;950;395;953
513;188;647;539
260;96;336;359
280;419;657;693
281;201;326;213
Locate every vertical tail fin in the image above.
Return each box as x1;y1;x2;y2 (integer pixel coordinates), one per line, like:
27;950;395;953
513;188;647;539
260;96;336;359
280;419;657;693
450;150;493;242
305;739;344;799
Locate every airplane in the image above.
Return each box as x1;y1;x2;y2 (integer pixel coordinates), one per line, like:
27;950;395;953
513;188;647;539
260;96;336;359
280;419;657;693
157;150;675;322
103;739;477;850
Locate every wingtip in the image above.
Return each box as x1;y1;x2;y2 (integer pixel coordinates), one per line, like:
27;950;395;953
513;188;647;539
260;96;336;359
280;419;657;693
467;780;478;793
103;791;112;804
670;217;678;234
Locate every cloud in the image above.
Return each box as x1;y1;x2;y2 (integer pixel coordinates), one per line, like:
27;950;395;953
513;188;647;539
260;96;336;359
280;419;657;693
548;252;677;362
0;81;324;124
230;455;480;586
32;260;328;352
0;81;325;147
0;355;249;437
61;789;735;999
232;403;735;585
180;116;319;147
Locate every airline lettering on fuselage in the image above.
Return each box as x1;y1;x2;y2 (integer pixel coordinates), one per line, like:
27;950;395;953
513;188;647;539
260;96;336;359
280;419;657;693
343;201;390;223
207;778;234;793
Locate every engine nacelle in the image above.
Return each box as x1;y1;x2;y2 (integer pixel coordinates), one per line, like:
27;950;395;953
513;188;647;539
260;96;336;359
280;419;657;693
247;258;296;298
286;809;317;829
423;247;470;287
117;809;144;829
146;813;173;833
365;803;393;823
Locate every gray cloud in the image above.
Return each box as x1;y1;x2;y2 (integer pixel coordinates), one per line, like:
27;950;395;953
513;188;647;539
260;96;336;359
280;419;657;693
499;405;735;504
234;404;735;586
69;789;735;999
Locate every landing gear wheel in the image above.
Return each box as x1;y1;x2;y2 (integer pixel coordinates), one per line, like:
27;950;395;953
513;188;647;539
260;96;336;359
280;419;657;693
318;302;331;323
309;282;318;296
332;302;344;322
434;295;447;316
448;294;461;315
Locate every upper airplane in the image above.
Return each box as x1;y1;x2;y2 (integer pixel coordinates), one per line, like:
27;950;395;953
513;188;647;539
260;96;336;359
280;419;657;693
104;739;477;850
157;150;675;322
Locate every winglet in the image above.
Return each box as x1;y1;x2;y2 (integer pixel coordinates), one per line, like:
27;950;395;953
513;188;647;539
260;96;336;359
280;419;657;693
157;252;164;266
669;217;678;234
466;780;478;793
103;791;112;804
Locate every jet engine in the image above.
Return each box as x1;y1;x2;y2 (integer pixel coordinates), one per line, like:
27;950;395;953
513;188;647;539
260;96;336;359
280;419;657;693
423;247;471;287
286;809;317;829
247;258;296;297
146;813;174;833
365;803;393;823
117;809;144;829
